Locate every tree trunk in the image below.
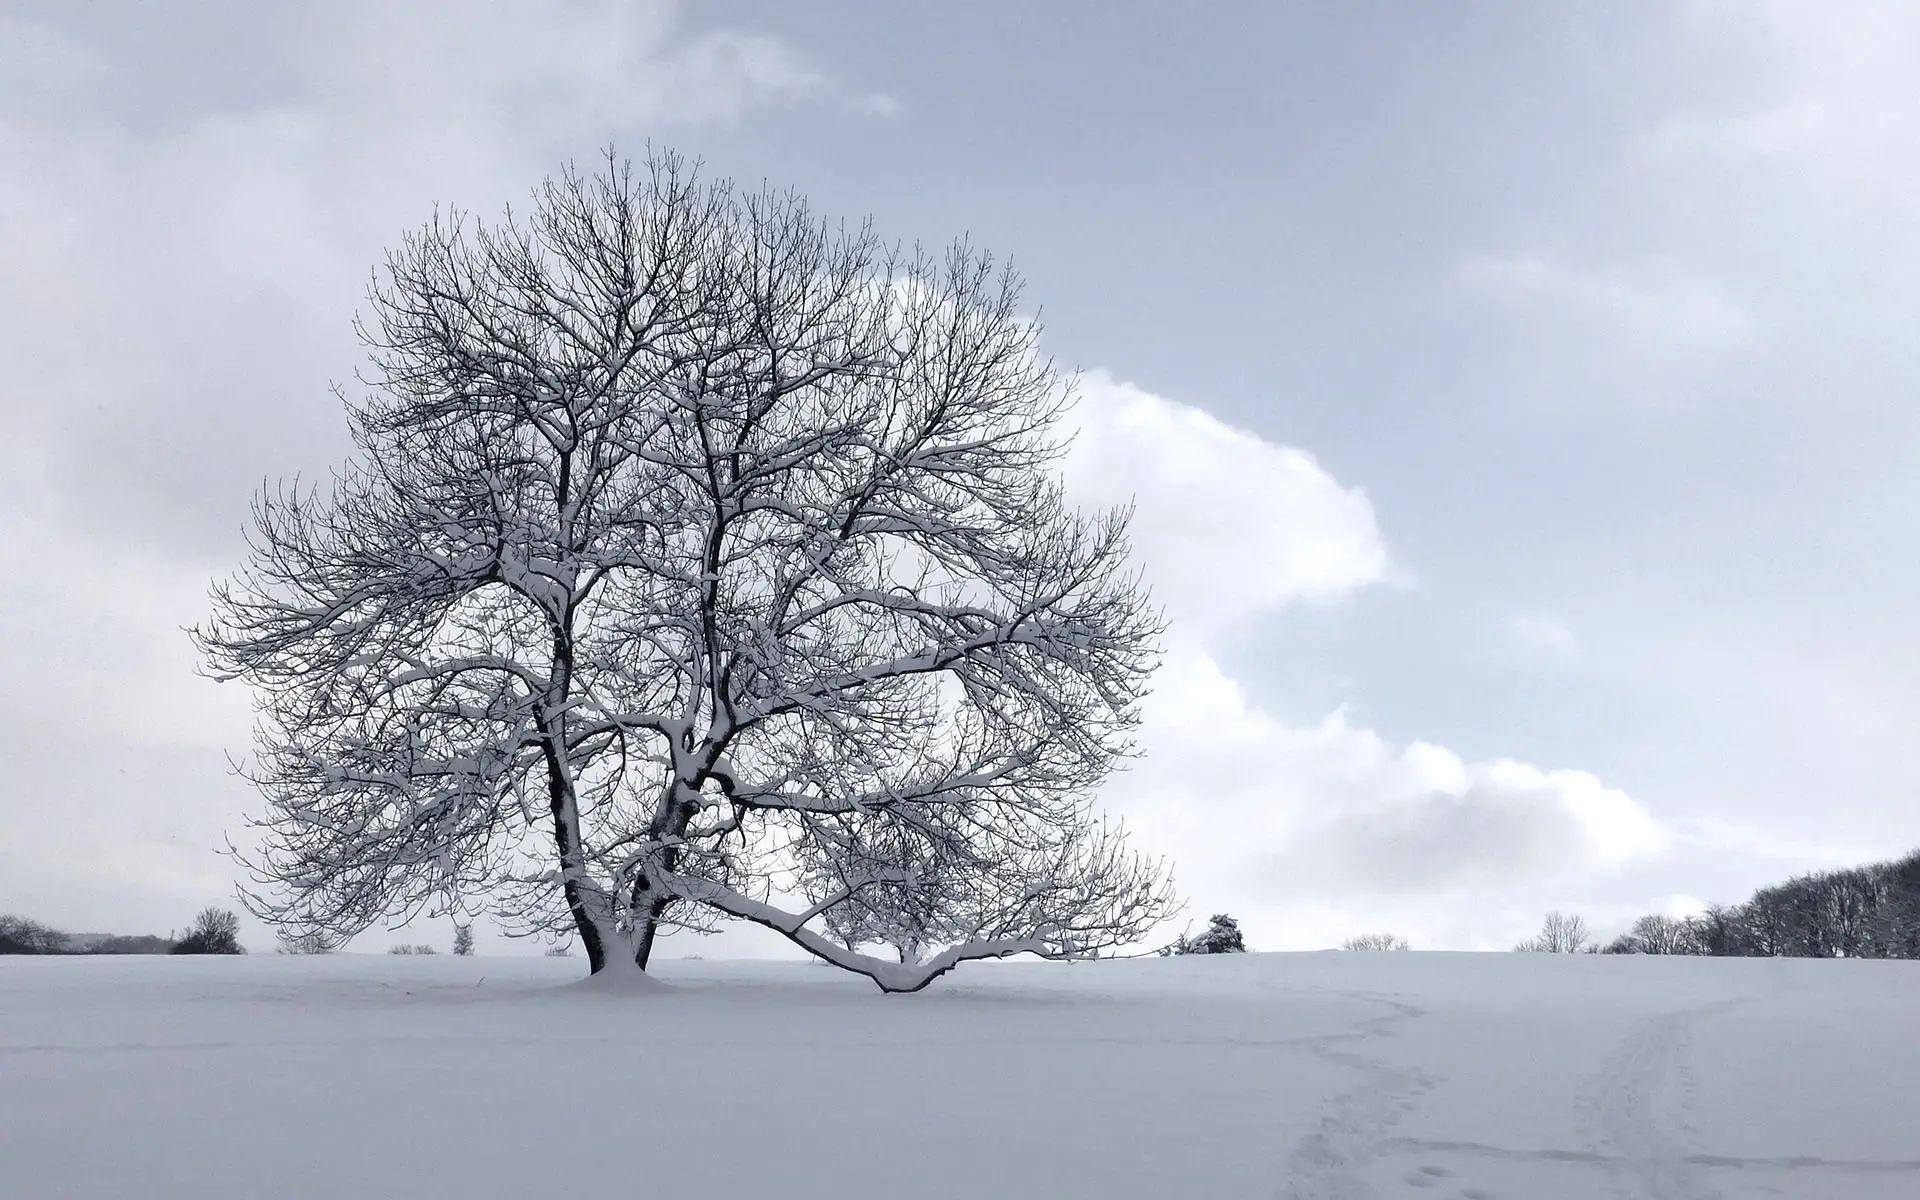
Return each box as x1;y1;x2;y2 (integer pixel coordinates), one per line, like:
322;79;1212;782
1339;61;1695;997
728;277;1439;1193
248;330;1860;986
545;744;607;973
543;628;608;973
632;906;662;970
628;777;697;970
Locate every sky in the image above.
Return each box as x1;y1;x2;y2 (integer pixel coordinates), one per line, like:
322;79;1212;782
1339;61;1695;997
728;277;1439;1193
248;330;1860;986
2;1;1915;955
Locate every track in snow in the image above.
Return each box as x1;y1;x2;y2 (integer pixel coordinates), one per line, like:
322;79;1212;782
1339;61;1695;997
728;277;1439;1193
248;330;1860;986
1279;990;1437;1200
1578;1000;1737;1200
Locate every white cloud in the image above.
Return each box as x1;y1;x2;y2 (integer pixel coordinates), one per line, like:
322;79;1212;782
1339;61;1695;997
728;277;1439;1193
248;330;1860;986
1510;614;1579;659
1661;894;1709;920
1644;4;1920;203
1098;650;1667;949
0;10;1672;952
854;92;905;118
1061;377;1666;949
0;4;854;940
0;5;850;552
1064;370;1390;636
1457;254;1753;359
638;29;827;125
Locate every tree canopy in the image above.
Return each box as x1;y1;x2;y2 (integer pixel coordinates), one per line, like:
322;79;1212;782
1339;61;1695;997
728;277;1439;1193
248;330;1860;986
198;151;1171;990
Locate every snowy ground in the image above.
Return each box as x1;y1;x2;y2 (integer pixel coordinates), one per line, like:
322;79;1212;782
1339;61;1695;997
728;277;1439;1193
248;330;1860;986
2;952;1915;1199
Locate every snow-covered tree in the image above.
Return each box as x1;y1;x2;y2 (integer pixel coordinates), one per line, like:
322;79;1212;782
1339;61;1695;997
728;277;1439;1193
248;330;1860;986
198;151;1171;991
452;923;474;956
1164;913;1246;955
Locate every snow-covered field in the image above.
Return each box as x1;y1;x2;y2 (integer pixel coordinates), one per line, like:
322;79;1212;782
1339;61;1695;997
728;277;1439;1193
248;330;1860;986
3;952;1915;1199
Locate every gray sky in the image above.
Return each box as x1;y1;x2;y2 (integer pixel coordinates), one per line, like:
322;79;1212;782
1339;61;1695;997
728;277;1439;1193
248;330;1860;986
3;1;1914;953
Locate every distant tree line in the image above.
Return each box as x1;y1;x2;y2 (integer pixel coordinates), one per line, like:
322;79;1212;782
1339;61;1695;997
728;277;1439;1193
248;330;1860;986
1;907;245;955
5;910;494;957
1604;849;1920;958
1511;849;1920;958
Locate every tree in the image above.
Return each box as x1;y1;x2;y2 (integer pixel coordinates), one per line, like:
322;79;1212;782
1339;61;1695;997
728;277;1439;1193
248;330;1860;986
1342;932;1409;952
1165;914;1246;956
1515;911;1591;954
1687;904;1752;957
452;923;474;956
172;907;245;955
0;914;67;954
197;151;1171;992
1592;848;1920;960
1602;913;1699;955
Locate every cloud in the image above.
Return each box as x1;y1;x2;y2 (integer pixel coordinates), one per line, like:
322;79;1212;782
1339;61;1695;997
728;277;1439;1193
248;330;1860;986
1645;96;1835;162
1064;370;1390;636
854;92;905;118
638;29;827;125
1643;4;1920;201
0;9;1670;952
0;4;855;940
1097;650;1667;949
1510;614;1579;659
0;4;846;555
1060;376;1665;948
1661;894;1709;920
1457;254;1753;359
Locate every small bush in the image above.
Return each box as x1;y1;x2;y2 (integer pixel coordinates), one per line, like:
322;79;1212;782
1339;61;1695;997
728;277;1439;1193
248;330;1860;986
387;943;437;955
1342;932;1410;952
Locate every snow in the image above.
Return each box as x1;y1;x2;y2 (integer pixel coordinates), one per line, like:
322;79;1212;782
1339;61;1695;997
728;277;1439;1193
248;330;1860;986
3;952;1916;1198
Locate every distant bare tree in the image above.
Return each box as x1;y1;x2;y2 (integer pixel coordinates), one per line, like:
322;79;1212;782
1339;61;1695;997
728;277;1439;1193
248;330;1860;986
1515;911;1591;954
1741;885;1796;956
275;932;334;955
1604;913;1699;955
1686;904;1749;956
1342;932;1409;952
196;151;1171;992
172;907;245;955
387;943;437;955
